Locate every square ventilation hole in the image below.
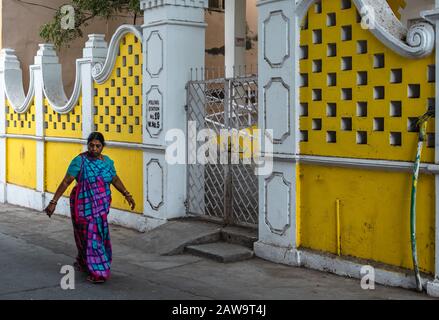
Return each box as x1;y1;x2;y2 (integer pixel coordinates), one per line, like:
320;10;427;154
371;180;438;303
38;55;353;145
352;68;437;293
357;71;367;86
300;131;308;142
357;102;367;117
299;103;308;117
390;69;402;83
327;103;337;117
374;86;385;100
312;118;322;130
341;117;352;131
390;132;402;146
373;118;384;132
357;131;367;145
313;89;322;101
341;0;351;10
313;29;323;44
390;101;402;117
327;73;337;87
327;43;337;57
327;13;336;26
341;57;352;71
300;45;309;60
313;59;322;73
357;40;367;54
300;73;309;87
327;131;337;143
408;84;421;98
315;1;322;13
341;25;352;41
427;133;435;148
428;65;435;83
407;117;419;132
342;88;352;100
374;54;385;68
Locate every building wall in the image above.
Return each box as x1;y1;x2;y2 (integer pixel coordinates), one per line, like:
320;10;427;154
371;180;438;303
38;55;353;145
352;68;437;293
298;0;436;274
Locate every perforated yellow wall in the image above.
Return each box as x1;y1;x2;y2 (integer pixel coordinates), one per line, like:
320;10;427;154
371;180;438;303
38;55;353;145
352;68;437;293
299;0;435;162
6;100;36;135
94;33;143;143
44;97;82;138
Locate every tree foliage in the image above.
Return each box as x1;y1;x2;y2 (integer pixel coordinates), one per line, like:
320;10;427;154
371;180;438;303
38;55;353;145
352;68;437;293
40;0;141;50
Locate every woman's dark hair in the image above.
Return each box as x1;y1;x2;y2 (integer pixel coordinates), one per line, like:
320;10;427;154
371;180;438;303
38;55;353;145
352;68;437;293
87;132;106;147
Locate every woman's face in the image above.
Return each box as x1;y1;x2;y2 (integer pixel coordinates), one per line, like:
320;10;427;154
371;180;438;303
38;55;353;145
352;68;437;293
87;139;104;158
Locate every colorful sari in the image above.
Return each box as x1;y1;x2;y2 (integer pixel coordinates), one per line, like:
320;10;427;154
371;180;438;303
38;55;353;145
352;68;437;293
68;152;116;282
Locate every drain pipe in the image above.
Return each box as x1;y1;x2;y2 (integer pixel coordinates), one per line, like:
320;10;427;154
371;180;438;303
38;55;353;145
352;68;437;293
410;108;434;292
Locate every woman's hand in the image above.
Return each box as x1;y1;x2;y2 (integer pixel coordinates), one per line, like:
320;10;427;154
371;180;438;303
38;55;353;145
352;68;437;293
44;203;56;218
125;194;136;210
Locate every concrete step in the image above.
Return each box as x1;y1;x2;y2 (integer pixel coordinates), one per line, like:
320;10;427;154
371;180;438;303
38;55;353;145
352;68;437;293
185;242;254;263
221;226;257;249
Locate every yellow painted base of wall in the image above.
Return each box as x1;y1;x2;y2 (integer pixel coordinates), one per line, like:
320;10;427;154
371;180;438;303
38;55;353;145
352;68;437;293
6;139;36;189
45;142;83;196
104;148;143;214
298;164;435;274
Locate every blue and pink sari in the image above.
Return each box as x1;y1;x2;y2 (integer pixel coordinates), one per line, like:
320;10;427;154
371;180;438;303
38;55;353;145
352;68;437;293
68;152;116;282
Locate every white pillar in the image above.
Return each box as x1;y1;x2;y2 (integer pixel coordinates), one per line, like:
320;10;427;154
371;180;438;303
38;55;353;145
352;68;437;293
225;0;247;77
140;0;208;222
253;0;299;264
33;45;56;211
82;34;108;148
422;2;439;297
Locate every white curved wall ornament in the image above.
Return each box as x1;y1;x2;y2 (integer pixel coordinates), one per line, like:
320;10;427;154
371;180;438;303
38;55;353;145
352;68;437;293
295;0;435;59
92;25;143;84
0;49;36;114
0;25;141;114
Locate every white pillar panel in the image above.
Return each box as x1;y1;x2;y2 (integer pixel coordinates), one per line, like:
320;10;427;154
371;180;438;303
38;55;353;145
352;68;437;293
33;49;45;211
82;34;108;141
255;0;297;256
225;0;247;77
140;0;208;220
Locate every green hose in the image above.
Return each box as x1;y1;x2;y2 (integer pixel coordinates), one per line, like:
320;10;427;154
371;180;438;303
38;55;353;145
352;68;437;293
410;121;427;292
410;107;434;292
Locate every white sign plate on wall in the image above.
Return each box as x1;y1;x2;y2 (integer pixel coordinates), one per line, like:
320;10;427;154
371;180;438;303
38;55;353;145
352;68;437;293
146;86;163;138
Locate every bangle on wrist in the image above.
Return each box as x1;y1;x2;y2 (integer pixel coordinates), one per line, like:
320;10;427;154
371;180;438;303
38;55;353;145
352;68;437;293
50;200;57;205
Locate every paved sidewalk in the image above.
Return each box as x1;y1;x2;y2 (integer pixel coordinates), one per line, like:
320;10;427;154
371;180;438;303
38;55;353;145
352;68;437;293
0;203;433;300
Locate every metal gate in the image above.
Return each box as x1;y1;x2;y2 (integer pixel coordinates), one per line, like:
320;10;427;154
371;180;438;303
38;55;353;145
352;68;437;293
186;76;258;228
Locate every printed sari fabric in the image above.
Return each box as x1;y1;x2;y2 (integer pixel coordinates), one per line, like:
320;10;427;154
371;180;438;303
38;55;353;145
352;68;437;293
68;152;116;281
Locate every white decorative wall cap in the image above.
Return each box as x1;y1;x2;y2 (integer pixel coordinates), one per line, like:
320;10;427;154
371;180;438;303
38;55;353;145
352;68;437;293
34;44;59;65
92;24;142;84
421;8;439;24
0;49;21;71
140;0;208;10
288;0;436;59
83;34;108;59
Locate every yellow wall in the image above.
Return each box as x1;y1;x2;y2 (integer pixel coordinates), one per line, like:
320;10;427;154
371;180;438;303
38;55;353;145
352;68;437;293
104;147;143;214
6;139;36;189
298;164;435;274
44;142;83;196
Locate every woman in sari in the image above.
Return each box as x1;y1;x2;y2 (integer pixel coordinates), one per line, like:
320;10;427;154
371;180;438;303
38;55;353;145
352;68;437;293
44;132;135;283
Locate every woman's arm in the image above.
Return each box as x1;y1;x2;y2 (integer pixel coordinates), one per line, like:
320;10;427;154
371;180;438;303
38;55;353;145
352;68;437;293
44;174;75;218
111;175;135;210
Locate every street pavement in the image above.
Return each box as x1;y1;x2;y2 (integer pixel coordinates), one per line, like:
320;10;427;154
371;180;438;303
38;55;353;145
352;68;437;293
0;202;434;300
